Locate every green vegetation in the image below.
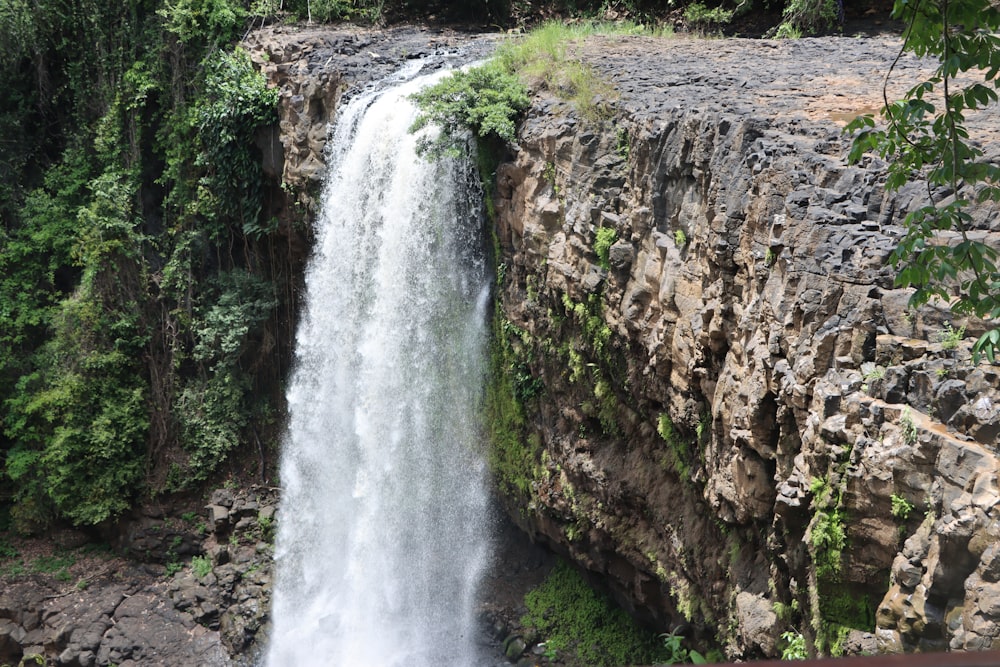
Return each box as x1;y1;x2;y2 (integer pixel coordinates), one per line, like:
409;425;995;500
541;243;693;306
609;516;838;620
560;291;620;435
0;0;288;531
816;586;876;656
674;229;688;247
891;493;914;521
776;0;841;37
860;362;885;393
846;0;1000;364
409;61;530;158
594;227;618;270
660;630;708;664
486;297;543;500
257;511;276;541
411;20;637;157
938;323;966;351
861;364;886;382
683;2;735;33
191;554;213;578
805;448;877;656
900;408;919;445
522;560;672;666
780;630;807;660
31;553;73;572
808;476;846;580
657;413;695;480
0;538;17;560
494;21;618;120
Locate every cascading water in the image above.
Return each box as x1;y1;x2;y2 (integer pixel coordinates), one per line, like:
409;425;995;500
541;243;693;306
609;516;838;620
266;64;493;666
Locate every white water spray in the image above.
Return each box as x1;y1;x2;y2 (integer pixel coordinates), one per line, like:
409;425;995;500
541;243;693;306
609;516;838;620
267;65;492;667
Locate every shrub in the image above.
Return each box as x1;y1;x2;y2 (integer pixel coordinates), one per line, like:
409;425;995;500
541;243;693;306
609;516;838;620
808;476;846;579
522;560;670;666
684;2;734;32
781;630;808;660
775;0;841;36
158;0;246;45
410;60;530;158
593;227;617;270
192;555;212;578
891;493;914;520
938;323;966;351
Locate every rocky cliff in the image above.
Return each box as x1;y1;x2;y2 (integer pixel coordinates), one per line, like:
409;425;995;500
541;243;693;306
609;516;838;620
2;26;998;666
489;33;1000;658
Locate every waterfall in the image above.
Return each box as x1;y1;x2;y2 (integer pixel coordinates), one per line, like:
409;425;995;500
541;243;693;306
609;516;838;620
266;64;493;667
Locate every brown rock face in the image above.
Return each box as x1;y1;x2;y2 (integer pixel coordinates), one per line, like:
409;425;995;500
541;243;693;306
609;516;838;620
491;35;1000;658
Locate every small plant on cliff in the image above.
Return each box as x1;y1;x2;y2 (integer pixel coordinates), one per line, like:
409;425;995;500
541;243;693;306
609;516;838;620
860;363;885;394
616;127;630;161
780;630;808;660
594;226;618;270
937;323;966;351
544;161;558;190
191;555;212;579
890;493;914;521
900;408;919;445
657;413;694;481
674;229;688;247
764;247;777;267
807;476;846;579
660;629;708;664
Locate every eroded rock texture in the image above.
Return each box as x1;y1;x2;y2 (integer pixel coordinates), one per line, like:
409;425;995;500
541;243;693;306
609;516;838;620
492;34;1000;658
0;487;276;666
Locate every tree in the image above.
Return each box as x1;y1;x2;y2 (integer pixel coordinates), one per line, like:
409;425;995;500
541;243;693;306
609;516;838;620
847;0;1000;362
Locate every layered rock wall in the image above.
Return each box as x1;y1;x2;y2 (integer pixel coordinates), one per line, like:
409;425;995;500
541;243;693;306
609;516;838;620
3;27;997;666
491;35;1000;658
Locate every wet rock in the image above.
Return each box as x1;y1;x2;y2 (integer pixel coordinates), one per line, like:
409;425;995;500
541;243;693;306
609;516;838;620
502;634;527;660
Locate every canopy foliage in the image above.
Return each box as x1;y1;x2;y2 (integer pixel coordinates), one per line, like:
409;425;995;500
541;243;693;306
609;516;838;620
847;0;1000;362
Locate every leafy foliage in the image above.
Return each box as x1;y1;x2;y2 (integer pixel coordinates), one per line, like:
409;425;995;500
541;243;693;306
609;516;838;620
0;0;284;529
486;306;542;500
808;476;846;579
683;2;735;32
5;169;149;528
890;493;914;520
522;560;672;666
593;226;617;270
846;0;1000;362
176;270;276;483
159;0;247;45
410;61;530;158
191;554;213;578
193;48;279;237
660;630;709;664
776;0;841;36
780;630;808;660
